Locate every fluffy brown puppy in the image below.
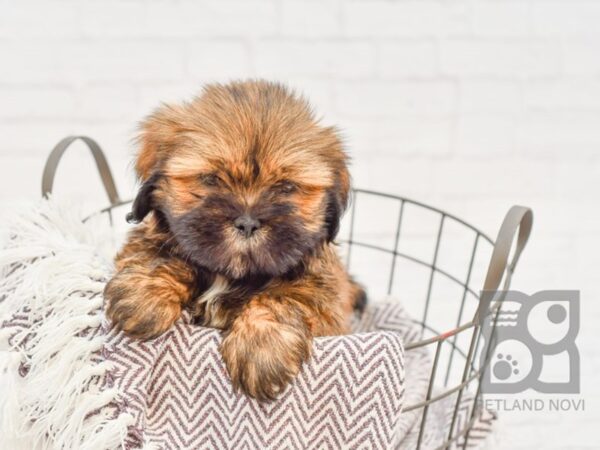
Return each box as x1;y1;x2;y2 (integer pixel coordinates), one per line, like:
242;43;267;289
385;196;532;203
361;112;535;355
105;80;366;401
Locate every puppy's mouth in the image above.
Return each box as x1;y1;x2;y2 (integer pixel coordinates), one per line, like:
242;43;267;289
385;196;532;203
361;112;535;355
183;224;317;279
223;224;303;278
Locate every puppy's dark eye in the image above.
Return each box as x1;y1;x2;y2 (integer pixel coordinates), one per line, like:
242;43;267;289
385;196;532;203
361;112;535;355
273;180;297;194
200;173;222;187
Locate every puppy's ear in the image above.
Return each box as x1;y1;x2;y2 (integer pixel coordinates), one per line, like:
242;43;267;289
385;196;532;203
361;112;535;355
325;156;351;242
126;173;161;224
130;103;187;224
136;103;188;180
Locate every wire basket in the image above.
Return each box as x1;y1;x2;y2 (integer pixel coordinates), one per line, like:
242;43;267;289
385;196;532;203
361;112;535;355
42;136;533;450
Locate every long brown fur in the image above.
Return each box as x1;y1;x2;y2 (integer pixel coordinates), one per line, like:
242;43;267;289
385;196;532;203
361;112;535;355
105;80;366;401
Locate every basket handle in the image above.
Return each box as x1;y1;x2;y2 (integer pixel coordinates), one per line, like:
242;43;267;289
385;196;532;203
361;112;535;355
474;205;533;323
41;136;121;206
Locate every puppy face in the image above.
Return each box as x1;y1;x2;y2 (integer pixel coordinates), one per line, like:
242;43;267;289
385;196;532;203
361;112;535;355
129;80;350;279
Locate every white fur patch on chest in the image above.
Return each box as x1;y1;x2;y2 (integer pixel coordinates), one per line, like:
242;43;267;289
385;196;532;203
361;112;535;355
198;275;229;306
197;275;229;327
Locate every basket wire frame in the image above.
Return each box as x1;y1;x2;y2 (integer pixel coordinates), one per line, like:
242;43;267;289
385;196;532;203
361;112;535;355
340;190;512;450
42;136;531;450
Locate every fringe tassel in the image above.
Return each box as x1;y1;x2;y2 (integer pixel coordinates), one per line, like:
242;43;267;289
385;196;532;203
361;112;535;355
0;197;129;449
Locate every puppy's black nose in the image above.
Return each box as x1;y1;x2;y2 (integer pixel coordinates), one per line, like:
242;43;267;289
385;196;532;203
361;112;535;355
234;215;260;238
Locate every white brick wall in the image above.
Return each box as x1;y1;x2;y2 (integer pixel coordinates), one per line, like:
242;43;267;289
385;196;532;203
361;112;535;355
0;1;598;448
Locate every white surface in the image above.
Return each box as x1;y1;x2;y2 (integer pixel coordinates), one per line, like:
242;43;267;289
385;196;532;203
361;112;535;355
0;1;598;448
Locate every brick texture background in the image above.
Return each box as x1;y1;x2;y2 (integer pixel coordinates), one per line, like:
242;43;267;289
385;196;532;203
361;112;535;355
0;1;598;448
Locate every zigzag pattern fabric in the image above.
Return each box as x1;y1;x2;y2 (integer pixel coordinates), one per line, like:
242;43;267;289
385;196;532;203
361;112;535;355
0;199;495;449
105;310;406;450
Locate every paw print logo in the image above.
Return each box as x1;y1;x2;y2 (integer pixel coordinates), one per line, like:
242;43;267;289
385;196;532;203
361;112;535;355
480;290;580;394
493;353;519;380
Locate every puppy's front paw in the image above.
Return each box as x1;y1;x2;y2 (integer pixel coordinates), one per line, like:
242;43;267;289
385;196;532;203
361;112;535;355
104;268;184;340
220;323;311;401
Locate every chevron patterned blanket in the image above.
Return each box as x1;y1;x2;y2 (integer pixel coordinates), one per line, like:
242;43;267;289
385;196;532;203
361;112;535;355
0;199;495;449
